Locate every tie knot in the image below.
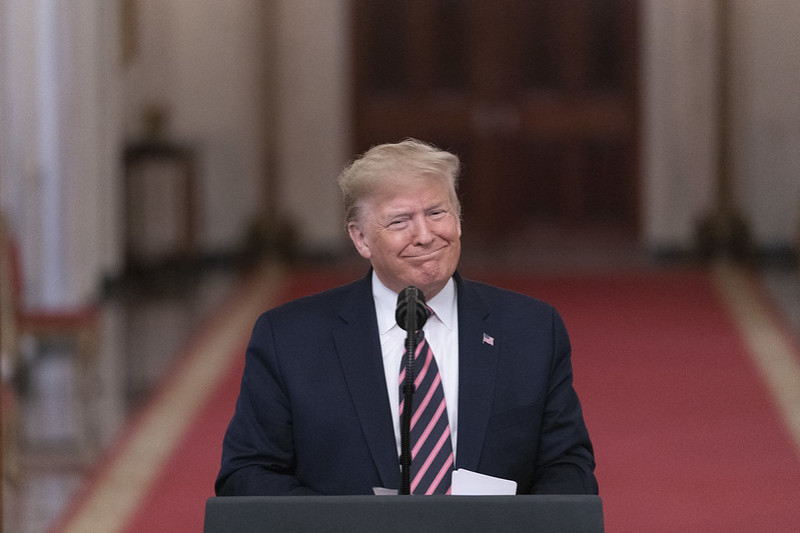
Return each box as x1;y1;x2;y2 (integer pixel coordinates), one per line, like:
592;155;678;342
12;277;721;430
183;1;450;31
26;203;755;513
416;306;434;340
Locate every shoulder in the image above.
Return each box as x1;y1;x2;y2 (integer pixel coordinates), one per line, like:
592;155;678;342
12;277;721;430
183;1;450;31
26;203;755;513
269;276;364;315
458;275;557;315
255;274;370;327
457;275;569;341
458;276;571;356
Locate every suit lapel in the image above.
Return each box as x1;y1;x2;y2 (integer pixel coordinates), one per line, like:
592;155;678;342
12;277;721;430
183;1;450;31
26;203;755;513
454;275;499;471
329;273;500;484
332;274;400;489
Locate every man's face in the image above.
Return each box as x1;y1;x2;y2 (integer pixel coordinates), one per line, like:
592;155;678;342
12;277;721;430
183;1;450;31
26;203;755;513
347;177;461;299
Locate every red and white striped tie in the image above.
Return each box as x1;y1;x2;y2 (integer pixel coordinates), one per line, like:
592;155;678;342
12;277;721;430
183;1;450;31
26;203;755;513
399;330;454;494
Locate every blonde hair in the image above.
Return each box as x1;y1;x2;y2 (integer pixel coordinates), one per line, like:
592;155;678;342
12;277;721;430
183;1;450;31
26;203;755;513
337;138;461;225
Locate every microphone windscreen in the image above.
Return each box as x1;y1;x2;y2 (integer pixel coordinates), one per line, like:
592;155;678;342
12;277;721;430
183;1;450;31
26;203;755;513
395;286;430;331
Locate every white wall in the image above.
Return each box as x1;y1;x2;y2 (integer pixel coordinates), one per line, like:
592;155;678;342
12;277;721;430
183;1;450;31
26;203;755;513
642;0;800;253
641;0;718;251
124;0;270;253
123;0;350;256
0;0;123;308
3;0;799;311
275;0;350;253
731;0;800;247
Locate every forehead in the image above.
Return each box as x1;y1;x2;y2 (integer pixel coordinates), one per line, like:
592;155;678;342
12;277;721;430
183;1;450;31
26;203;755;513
366;178;451;213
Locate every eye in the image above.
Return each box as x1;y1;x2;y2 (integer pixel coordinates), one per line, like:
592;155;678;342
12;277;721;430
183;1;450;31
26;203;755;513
387;218;409;229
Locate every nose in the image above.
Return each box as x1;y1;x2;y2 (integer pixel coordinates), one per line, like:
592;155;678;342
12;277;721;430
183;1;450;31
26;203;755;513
412;217;434;245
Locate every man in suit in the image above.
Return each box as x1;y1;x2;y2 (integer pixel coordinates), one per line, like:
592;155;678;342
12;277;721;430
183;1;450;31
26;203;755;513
215;139;597;496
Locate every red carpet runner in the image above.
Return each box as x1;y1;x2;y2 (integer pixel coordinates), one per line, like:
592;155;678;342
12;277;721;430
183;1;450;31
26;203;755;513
55;266;800;532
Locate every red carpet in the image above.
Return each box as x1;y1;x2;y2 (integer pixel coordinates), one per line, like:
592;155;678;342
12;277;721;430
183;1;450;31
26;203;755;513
117;270;367;532
481;268;800;531
118;350;246;533
57;266;800;532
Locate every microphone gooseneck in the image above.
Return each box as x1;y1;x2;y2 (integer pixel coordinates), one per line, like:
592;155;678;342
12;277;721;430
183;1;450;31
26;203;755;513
395;286;430;495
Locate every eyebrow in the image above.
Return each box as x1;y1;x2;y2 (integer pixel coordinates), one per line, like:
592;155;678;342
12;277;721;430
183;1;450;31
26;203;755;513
383;202;447;217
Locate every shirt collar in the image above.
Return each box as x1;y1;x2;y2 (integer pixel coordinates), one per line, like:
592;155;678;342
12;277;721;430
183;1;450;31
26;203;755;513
372;272;457;335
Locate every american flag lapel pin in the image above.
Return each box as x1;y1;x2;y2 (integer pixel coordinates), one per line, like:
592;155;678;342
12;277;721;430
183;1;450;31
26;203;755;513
482;332;494;346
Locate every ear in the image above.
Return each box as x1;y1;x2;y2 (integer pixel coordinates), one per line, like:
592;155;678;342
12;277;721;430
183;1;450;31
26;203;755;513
347;221;372;259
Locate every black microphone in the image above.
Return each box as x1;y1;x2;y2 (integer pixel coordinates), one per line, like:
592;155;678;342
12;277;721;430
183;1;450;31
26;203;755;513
396;286;430;495
395;286;430;332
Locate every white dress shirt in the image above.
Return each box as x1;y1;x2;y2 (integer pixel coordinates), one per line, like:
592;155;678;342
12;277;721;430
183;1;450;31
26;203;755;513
372;271;460;461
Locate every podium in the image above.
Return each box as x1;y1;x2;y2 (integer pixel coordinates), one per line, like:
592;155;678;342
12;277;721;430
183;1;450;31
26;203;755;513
204;495;603;532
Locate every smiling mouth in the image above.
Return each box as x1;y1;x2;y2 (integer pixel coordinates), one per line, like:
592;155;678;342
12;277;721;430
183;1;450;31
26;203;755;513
405;247;446;261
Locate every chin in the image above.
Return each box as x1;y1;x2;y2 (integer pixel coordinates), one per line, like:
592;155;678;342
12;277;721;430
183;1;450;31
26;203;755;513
414;271;452;295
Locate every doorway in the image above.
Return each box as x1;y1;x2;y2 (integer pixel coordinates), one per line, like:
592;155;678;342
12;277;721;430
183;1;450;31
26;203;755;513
351;0;640;244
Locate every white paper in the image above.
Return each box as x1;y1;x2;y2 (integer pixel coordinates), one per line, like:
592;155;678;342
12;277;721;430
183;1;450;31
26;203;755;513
450;469;517;495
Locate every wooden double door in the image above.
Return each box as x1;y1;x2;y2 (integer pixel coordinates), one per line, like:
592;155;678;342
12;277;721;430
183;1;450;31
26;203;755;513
352;0;639;240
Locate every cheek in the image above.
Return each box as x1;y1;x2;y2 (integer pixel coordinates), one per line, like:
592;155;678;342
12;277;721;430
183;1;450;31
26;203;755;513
384;236;410;259
444;219;462;240
370;232;405;260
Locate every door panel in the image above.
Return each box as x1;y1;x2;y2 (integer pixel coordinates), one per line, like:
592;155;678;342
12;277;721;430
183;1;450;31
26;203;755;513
352;0;639;239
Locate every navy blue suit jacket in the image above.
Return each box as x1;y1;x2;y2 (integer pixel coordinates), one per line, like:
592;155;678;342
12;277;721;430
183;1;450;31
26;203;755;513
215;272;597;496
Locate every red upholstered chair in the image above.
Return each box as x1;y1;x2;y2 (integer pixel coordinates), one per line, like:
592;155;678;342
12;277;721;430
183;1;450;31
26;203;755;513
0;213;101;467
1;213;22;500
